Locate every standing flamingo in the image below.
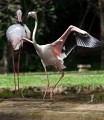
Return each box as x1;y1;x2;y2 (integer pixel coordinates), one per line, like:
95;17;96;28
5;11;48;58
26;11;102;99
6;10;32;93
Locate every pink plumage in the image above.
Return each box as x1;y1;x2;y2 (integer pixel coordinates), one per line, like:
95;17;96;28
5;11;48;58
25;11;102;99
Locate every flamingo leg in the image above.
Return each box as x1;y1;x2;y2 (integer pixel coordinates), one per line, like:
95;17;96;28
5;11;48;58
41;60;50;99
12;47;16;94
50;69;64;99
17;48;21;90
22;38;33;44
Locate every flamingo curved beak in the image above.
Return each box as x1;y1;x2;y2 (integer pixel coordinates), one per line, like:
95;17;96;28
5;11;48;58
18;15;22;22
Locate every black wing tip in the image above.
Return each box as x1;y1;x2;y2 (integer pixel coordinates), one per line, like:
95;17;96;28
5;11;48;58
101;41;104;46
92;43;102;48
76;33;103;48
92;38;103;48
85;40;102;48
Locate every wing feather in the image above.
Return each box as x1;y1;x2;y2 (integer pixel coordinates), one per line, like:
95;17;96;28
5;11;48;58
61;31;102;59
75;32;102;48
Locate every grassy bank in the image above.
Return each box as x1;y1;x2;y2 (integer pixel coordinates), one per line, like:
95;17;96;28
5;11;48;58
0;71;104;88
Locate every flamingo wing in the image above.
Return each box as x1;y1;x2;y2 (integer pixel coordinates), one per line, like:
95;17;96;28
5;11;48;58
62;31;102;59
75;32;101;48
52;26;102;60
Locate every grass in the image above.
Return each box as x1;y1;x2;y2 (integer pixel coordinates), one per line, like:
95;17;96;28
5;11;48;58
0;70;104;88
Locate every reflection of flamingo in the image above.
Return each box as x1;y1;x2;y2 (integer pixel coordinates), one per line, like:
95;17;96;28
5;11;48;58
27;11;102;99
6;10;32;93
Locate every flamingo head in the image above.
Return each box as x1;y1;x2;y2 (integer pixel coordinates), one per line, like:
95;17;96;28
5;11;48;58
28;11;37;21
16;9;22;22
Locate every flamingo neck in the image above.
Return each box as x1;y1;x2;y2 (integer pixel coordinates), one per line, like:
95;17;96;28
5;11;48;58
32;17;41;52
32;20;38;45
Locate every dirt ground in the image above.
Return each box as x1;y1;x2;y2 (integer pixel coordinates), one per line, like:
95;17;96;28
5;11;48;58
0;77;104;120
0;99;104;120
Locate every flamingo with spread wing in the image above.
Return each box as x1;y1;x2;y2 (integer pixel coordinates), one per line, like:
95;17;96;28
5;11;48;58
24;11;102;99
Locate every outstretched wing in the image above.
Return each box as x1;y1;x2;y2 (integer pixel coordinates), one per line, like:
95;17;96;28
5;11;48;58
61;32;77;58
75;32;101;48
61;31;102;58
61;30;102;59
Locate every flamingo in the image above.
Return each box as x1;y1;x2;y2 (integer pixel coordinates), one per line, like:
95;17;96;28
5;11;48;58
6;10;33;93
25;11;102;99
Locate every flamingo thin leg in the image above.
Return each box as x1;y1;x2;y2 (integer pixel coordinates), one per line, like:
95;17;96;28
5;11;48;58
17;48;21;90
22;38;33;44
50;70;64;99
41;61;50;99
12;48;16;94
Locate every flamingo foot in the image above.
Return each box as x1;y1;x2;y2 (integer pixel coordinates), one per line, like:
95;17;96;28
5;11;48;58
50;88;54;100
43;83;50;100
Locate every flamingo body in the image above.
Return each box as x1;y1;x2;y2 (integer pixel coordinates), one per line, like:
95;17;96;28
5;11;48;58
36;44;65;69
6;23;31;50
6;10;31;93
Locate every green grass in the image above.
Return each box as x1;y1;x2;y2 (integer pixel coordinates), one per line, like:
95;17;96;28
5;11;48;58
0;71;104;88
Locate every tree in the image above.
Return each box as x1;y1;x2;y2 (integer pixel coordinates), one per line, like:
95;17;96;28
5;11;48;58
99;0;104;69
0;0;21;73
0;0;101;72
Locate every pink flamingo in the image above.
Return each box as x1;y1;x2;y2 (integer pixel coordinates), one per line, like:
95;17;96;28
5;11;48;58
25;11;102;99
6;10;33;93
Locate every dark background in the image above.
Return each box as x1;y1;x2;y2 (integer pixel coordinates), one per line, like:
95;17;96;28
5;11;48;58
0;0;102;73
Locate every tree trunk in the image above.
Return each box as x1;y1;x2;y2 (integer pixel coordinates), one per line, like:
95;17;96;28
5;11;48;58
99;0;104;69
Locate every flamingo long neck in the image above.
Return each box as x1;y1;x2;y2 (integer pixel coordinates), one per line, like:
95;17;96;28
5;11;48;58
32;20;38;46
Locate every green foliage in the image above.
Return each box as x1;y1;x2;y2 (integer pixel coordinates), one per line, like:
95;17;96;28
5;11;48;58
27;0;57;44
0;0;21;59
0;0;21;35
0;88;14;98
0;0;101;72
